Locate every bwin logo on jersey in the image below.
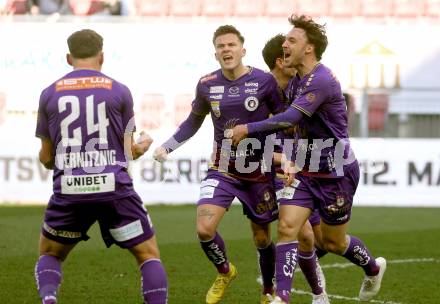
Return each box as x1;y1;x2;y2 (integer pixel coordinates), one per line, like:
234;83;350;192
244;96;259;111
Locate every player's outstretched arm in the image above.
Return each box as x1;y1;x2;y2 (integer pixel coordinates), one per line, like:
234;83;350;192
39;138;54;169
153;111;205;162
131;131;153;160
228;106;304;146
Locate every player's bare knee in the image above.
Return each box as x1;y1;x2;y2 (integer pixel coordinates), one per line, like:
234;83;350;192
277;218;296;240
196;223;216;241
253;232;271;248
322;238;346;255
298;233;314;252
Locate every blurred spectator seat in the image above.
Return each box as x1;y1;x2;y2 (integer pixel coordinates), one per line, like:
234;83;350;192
231;0;265;17
360;0;393;18
200;0;231;17
368;93;389;131
135;0;168;16
5;0;29;14
329;0;360;18
139;93;165;130
169;0;200;16
425;0;440;18
174;94;192;126
70;0;105;15
264;0;295;18
31;0;71;14
296;0;329;17
392;0;425;18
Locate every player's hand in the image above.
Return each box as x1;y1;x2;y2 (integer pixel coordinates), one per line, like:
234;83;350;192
227;124;249;146
136;131;153;153
132;131;153;160
153;146;168;163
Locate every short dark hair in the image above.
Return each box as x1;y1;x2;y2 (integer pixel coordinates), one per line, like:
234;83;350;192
288;15;327;60
67;29;103;59
212;25;245;45
262;34;285;70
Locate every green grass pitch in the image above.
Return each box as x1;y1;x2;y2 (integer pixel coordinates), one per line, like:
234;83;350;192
1;205;439;303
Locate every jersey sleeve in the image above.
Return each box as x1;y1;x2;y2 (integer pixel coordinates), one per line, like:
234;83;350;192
35;88;50;139
191;81;210;116
290;75;330;117
120;84;136;133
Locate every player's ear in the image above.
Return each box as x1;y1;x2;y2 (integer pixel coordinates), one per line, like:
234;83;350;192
305;43;314;55
99;52;104;65
242;47;246;57
214;51;219;62
275;57;283;69
66;54;73;66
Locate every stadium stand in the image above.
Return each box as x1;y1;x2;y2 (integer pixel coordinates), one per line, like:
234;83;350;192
392;0;426;18
200;0;231;17
264;0;295;18
296;0;329;17
135;0;169;16
5;0;440;18
139;93;165;130
328;0;361;18
69;0;105;16
169;0;201;17
231;0;265;18
173;94;193;126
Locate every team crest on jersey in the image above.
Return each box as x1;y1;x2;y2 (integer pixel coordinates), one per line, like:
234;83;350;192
306;92;316;103
210;100;221;118
336;194;345;207
263;191;271;201
244;96;259;111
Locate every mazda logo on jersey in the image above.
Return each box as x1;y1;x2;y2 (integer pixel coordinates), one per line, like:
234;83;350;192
228;86;239;95
244;96;259;111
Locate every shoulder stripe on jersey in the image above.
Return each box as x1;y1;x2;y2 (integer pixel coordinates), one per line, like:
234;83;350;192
291;104;312;117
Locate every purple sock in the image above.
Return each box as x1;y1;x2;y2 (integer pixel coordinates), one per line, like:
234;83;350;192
140;259;168;304
342;235;379;276
200;232;230;274
257;242;275;294
298;251;323;295
315;246;328;259
275;241;298;303
34;255;62;301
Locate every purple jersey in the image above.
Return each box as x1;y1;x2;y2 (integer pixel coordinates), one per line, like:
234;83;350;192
288;63;353;175
192;67;283;181
35;69;136;201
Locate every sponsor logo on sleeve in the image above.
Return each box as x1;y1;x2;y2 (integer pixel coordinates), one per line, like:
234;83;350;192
245;82;259;87
244;96;259;111
306;92;316;103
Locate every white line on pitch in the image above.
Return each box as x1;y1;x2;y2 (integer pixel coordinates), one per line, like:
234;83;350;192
292;288;403;304
320;258;438;270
